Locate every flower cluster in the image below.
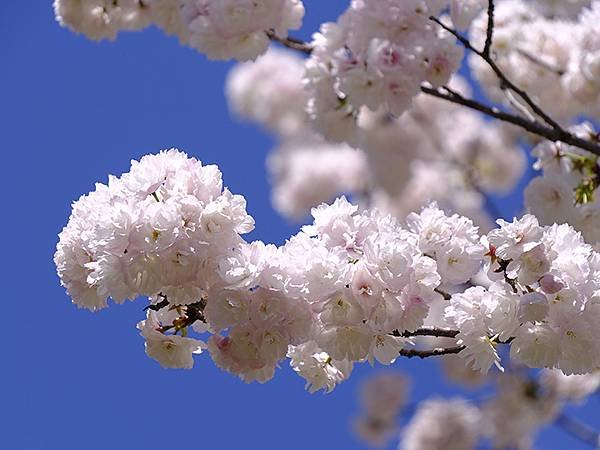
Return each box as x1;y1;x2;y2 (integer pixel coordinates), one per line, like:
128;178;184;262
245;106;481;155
355;365;600;450
445;214;600;375
267;137;369;219
54;0;188;42
55;149;254;313
525;122;600;248
226;48;525;224
53;0;304;61
216;196;442;379
400;398;480;450
407;203;485;284
55;151;600;385
180;0;304;61
353;372;409;447
226;48;309;137
304;0;465;139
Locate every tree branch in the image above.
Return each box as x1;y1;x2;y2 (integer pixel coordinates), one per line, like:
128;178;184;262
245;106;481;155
396;327;460;339
420;85;600;156
516;48;565;76
399;345;465;359
428;15;562;130
265;20;600;158
434;287;452;300
555;414;600;448
266;30;313;55
483;0;495;57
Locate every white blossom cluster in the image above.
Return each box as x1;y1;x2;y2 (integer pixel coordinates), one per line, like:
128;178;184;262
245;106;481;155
226;48;309;137
399;398;480;450
303;0;466;139
469;0;600;121
226;48;371;219
356;367;600;450
226;49;525;224
267;137;369;219
54;149;254;366
55;150;600;390
214;196;443;382
353;372;409;447
53;0;304;61
481;369;600;449
525;123;600;249
445;213;600;375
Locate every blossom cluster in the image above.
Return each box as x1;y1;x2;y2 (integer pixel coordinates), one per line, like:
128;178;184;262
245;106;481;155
213;195;442;383
227;49;525;224
357;368;600;450
525;122;600;249
445;213;600;375
353;372;409;447
55;150;600;392
53;0;304;61
303;0;466;137
469;0;600;121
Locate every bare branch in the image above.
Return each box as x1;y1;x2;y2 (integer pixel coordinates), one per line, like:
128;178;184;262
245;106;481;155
516;48;565;76
483;0;495;56
428;15;562;130
266;30;313;55
399;345;465;359
555;414;600;448
396;327;461;339
434;287;452;300
420;85;600;157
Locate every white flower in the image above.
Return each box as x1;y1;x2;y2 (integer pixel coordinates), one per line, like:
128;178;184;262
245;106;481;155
524;175;577;226
407;204;484;284
137;311;205;369
451;0;486;30
287;341;353;393
400;398;480;450
181;0;305;61
541;368;600;402
488;215;544;261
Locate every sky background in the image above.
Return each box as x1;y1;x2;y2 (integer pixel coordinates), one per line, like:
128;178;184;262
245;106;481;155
0;2;597;449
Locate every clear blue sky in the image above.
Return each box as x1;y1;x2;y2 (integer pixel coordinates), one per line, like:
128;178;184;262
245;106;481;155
0;2;595;449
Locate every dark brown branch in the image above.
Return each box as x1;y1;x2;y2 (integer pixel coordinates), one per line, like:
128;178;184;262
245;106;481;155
400;327;460;339
266;30;313;55
399;345;465;359
483;0;495;56
428;16;562;130
264;22;600;158
434;287;452;300
420;85;600;157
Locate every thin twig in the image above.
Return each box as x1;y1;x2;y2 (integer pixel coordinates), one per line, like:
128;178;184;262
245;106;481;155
516;48;565;76
434;287;452;300
428;15;562;130
504;89;537;122
555;414;600;448
483;0;495;56
399;345;465;359
266;30;313;55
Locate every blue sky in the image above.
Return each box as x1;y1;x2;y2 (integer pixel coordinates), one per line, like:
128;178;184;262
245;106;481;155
0;2;596;449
